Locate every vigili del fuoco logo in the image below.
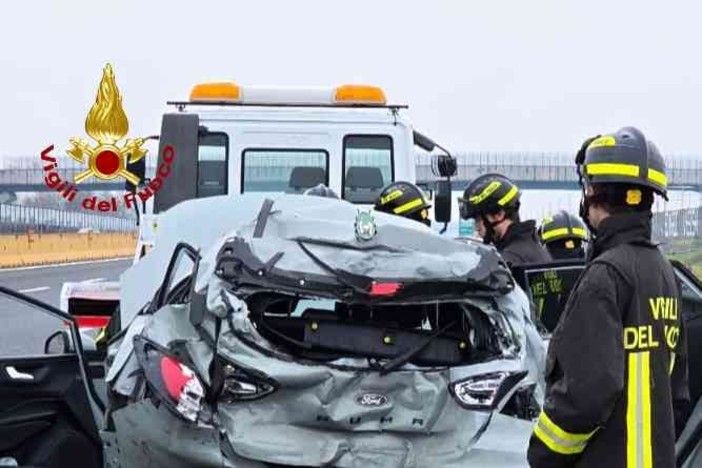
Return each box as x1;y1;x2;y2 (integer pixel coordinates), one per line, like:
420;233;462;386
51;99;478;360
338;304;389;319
39;63;174;212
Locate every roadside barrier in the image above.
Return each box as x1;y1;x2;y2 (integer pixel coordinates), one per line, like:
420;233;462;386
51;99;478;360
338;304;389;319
0;232;136;267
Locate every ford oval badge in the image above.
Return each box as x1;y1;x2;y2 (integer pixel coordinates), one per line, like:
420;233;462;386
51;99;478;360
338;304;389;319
355;392;389;407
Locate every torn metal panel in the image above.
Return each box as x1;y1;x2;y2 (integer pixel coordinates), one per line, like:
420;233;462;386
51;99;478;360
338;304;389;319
122;194;512;324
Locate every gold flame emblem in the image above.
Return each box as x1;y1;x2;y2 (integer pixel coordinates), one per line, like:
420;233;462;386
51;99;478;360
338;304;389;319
67;64;147;185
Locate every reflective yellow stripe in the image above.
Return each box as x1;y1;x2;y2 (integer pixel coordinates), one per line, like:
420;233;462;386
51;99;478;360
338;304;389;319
642;352;652;468
627;351;652;468
497;186;518;206
588;135;617;149
469;181;501;204
95;327;107;344
647;168;668;187
571;227;588;239
380;189;403;205
541;227;569;241
393;198;423;214
670;352;676;375
586;163;640;178
541;226;588;242
533;411;597;455
627;352;638;468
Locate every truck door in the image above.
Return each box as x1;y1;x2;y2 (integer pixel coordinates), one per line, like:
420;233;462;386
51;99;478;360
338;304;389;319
154;114;230;214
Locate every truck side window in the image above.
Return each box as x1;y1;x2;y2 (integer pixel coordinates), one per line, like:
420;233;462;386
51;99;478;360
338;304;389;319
241;149;329;194
342;135;393;204
198;132;229;198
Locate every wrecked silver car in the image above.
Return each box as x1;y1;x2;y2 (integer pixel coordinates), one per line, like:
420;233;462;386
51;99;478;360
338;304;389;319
0;194;546;467
98;194;541;467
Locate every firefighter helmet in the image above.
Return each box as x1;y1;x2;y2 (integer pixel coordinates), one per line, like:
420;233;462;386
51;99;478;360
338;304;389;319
374;181;431;224
576;127;668;199
539;210;589;245
459;173;521;220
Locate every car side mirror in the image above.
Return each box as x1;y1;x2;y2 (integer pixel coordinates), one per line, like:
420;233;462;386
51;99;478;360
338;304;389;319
44;330;70;355
434;180;452;223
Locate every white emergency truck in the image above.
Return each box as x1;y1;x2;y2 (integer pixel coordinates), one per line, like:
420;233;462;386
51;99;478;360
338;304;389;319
62;81;458;338
132;82;457;258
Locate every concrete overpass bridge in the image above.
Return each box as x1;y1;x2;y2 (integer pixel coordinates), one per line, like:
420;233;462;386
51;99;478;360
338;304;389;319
1;153;700;193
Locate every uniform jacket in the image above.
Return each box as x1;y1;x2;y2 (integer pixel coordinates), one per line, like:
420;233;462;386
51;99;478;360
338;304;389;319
495;220;552;267
527;212;689;468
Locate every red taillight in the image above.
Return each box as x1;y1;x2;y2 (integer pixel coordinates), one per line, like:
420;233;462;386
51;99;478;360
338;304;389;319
74;315;111;329
133;336;205;423
370;281;401;296
160;356;193;400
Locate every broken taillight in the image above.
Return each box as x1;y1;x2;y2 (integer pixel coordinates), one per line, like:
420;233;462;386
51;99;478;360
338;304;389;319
450;370;528;411
369;281;401;296
133;336;205;423
219;360;277;402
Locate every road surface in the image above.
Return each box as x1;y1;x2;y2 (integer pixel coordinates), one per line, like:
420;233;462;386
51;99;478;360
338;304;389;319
0;259;131;356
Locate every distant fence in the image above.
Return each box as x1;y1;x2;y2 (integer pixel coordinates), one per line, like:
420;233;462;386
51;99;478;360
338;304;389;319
0;204;135;234
652;206;702;240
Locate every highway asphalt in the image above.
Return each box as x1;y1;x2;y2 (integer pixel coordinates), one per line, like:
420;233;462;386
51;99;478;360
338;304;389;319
0;259;131;356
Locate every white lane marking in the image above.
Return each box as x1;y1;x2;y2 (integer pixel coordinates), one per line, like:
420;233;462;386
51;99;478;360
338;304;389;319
84;278;106;284
0;257;132;273
18;286;50;294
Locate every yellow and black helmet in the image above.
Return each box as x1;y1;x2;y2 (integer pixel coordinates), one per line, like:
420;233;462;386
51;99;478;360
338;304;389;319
459;173;520;220
576;127;668;199
374;181;432;224
539;210;589;245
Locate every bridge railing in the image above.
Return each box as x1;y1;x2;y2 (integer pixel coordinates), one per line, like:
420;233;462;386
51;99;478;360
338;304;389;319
0;203;136;234
415;152;702;186
652;206;702;240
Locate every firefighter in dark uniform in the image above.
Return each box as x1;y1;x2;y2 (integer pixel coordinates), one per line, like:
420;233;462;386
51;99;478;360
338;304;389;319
527;127;689;468
539;210;589;260
374;181;432;226
458;173;551;267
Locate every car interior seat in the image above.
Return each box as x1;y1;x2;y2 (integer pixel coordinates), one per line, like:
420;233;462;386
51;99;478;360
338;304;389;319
286;167;326;194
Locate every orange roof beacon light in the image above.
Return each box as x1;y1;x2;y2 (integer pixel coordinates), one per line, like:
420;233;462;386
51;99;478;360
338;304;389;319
189;82;241;102
333;85;387;105
185;82;390;107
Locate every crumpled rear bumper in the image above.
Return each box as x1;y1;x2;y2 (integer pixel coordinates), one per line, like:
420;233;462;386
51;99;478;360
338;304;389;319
105;399;531;468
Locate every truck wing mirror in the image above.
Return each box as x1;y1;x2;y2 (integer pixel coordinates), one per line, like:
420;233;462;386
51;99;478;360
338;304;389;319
434;180;452;224
124;157;146;193
124;135;158;193
413;131;436;152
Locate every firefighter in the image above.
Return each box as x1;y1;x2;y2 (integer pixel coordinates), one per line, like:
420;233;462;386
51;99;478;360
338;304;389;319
374;181;432;226
527;127;689;467
538;210;589;260
303;183;339;198
458;173;551;267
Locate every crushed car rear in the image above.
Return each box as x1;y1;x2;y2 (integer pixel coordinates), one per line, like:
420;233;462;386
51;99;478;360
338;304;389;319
101;194;542;467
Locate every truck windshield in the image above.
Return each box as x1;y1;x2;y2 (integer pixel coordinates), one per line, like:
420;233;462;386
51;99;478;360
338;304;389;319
342;135;393;204
241;149;329;194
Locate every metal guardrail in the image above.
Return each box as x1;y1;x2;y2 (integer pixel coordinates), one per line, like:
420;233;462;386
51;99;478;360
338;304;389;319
416;153;702;188
2;153;701;191
652;206;702;240
0;203;136;234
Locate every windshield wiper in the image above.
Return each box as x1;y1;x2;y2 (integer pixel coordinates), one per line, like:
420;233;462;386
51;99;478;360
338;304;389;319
378;320;456;375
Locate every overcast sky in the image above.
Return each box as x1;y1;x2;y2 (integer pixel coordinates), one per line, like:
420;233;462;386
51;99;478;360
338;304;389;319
2;0;702;160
